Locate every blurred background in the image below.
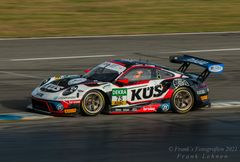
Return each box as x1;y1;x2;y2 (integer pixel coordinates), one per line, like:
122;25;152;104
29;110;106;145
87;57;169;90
0;0;239;37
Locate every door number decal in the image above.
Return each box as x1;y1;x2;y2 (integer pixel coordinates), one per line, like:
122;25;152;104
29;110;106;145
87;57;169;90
112;88;127;105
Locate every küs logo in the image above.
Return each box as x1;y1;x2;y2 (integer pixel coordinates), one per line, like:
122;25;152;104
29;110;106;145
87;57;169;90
131;85;163;101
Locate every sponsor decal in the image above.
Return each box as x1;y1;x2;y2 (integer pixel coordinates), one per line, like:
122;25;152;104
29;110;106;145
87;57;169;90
68;78;87;85
186;58;209;66
56;103;64;111
112;88;127;96
197;89;207;95
66;100;81;104
99;62;126;73
208;65;223;73
36;92;44;97
57;96;77;100
112;88;127;105
173;79;189;88
42;83;64;92
160;103;170;112
103;84;111;90
114;108;130;112
49;101;64;111
131;85;163;101
64;108;77;113
157;70;161;79
143;107;156;111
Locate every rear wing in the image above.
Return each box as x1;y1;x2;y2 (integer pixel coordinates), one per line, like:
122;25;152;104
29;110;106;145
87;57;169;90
169;55;224;82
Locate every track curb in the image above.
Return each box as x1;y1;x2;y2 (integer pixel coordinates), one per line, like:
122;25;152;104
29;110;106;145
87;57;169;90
0;112;54;121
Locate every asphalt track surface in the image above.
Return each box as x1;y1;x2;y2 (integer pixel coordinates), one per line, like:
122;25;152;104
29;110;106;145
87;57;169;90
0;33;240;162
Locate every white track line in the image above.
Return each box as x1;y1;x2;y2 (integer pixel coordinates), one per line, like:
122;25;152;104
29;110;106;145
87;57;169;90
10;54;116;61
162;48;240;54
176;48;240;53
0;71;41;79
9;48;240;62
0;31;240;41
211;101;240;109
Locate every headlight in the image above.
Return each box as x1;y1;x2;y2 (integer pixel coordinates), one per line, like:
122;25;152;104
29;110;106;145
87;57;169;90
40;78;50;86
62;86;78;96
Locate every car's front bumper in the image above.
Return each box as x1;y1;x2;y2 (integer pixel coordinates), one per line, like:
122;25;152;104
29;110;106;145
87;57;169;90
29;97;80;116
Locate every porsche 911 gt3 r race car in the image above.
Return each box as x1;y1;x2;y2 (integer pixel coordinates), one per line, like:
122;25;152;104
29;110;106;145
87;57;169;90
28;55;224;116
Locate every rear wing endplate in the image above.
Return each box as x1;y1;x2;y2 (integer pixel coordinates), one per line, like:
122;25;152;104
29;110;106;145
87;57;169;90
169;55;224;82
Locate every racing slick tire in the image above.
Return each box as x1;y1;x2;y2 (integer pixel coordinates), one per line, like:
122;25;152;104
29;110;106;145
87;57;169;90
171;87;194;114
80;90;105;116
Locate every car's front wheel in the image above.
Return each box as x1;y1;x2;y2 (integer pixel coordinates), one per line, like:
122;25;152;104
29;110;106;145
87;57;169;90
80;90;105;116
171;87;194;113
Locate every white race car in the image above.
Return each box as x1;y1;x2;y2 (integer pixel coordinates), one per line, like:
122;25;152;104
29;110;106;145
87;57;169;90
28;55;223;116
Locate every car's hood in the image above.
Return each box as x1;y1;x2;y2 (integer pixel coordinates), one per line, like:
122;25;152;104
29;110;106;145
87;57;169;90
40;75;103;93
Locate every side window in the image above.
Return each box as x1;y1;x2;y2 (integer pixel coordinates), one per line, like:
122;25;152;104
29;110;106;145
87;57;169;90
154;69;174;79
122;68;154;82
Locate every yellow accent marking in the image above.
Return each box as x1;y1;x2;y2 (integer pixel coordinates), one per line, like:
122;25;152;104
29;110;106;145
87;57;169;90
64;108;77;113
54;76;61;80
200;95;208;100
112;101;127;106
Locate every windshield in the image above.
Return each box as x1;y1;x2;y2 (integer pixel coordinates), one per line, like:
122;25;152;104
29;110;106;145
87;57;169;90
83;62;126;82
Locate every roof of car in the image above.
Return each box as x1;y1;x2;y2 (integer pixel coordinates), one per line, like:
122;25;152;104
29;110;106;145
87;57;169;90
111;59;180;74
112;59;159;68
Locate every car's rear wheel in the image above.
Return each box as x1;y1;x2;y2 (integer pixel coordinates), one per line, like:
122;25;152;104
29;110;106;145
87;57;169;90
80;90;105;116
171;87;194;113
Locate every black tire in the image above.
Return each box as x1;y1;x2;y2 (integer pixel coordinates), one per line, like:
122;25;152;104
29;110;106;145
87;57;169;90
171;87;194;113
80;90;105;116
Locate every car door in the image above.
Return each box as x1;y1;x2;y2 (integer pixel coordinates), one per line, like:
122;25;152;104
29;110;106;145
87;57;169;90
112;66;177;107
112;67;161;106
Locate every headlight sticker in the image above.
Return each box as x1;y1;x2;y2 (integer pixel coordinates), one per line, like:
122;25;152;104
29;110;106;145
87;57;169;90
62;86;78;96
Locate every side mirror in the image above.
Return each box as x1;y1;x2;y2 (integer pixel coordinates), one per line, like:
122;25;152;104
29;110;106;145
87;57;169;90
84;69;91;73
116;78;129;85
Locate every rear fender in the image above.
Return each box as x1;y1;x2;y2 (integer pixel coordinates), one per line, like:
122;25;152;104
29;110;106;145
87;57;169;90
170;78;193;90
170;78;210;108
170;78;198;103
